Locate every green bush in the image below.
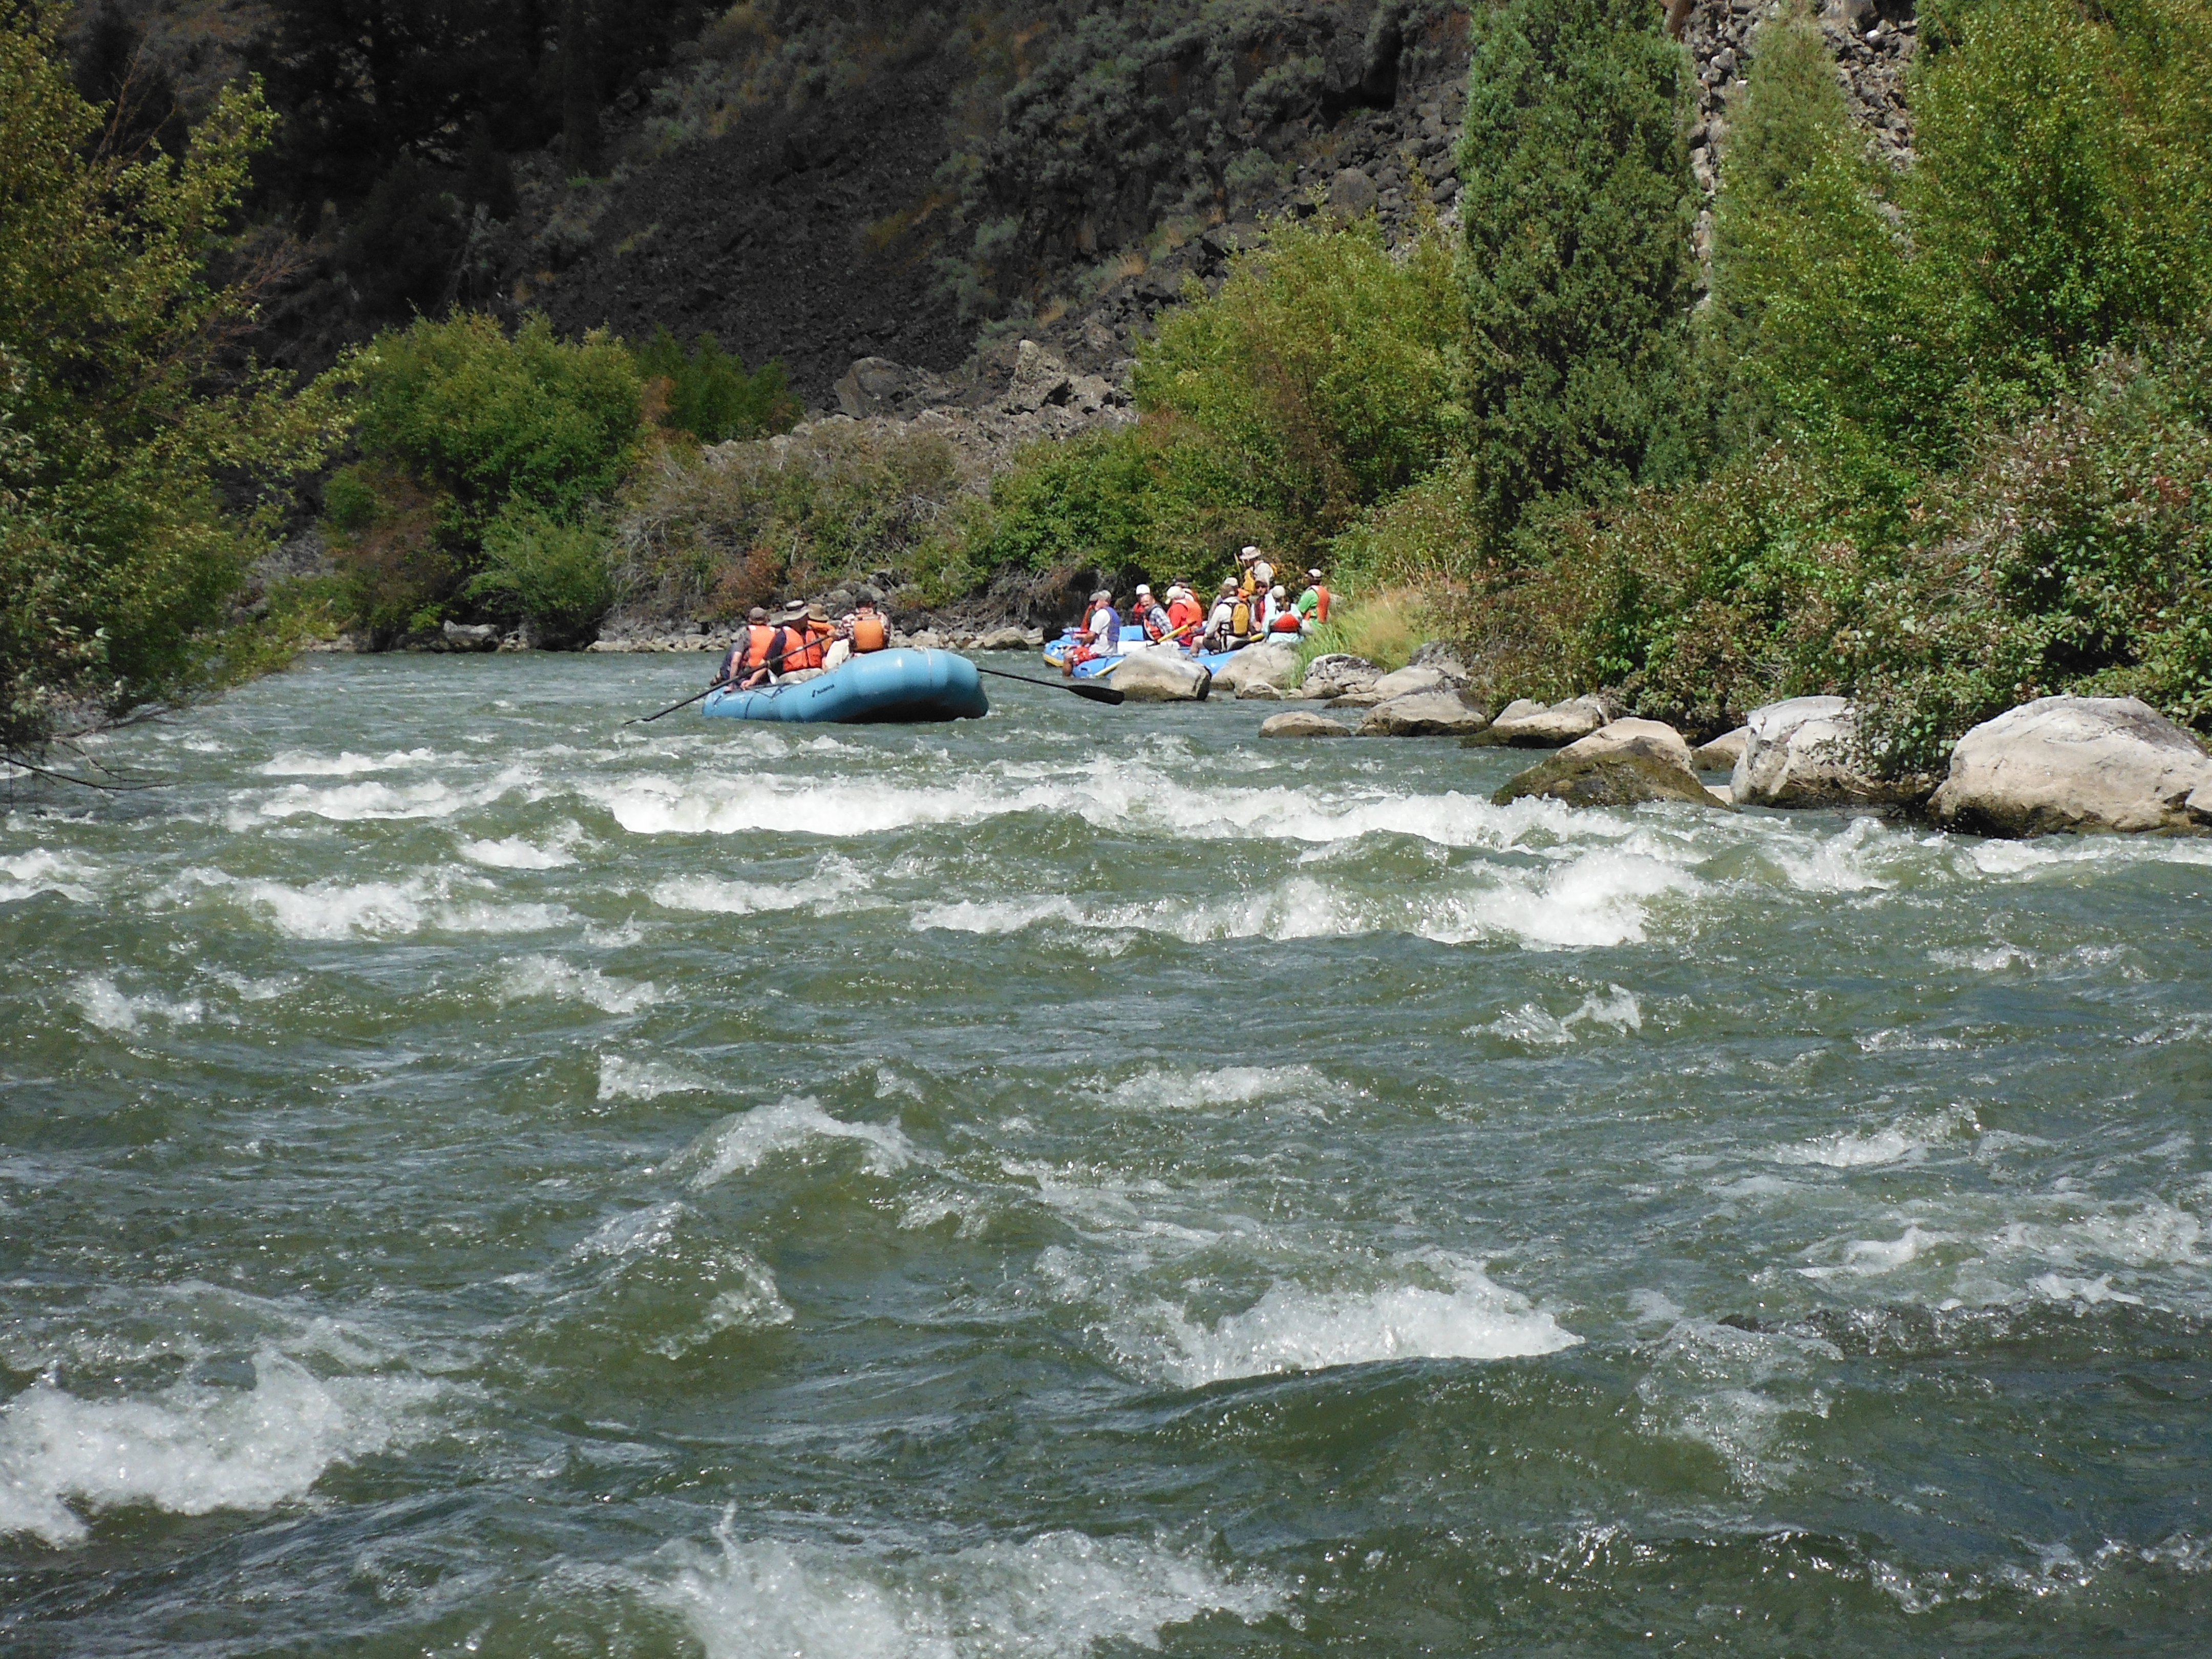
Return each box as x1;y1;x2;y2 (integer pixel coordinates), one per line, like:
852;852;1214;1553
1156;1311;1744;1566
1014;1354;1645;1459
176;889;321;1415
619;423;968;618
1135;212;1470;548
632;327;800;442
1;8;341;759
471;506;617;647
1458;0;1700;529
321;312;642;640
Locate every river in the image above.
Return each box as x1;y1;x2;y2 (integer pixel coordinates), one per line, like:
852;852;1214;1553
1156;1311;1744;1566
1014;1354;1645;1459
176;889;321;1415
3;651;2209;1655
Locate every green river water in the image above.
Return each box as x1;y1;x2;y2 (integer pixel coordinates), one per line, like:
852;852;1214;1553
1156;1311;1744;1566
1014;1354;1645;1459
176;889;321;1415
3;652;2210;1656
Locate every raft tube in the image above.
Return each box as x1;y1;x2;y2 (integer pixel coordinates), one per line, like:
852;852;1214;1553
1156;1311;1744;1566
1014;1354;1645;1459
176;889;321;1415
702;648;988;724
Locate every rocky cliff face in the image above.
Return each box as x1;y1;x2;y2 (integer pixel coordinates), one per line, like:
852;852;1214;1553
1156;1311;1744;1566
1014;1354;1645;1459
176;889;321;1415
505;0;1922;414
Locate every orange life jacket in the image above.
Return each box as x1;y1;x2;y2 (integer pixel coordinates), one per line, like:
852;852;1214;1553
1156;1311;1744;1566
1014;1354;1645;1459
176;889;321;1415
783;621;831;671
1314;585;1332;623
1269;609;1302;633
1167;597;1203;635
739;624;777;673
851;613;887;652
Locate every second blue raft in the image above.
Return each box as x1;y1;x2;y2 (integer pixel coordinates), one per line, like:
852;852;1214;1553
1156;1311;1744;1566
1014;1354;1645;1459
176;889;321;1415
701;647;988;724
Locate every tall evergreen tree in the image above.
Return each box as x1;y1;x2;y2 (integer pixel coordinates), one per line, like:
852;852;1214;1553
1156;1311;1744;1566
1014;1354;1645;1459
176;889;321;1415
1457;0;1698;536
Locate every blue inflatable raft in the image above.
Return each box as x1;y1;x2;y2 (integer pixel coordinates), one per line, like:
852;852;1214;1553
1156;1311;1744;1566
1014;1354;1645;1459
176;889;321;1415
1043;623;1237;681
701;648;988;724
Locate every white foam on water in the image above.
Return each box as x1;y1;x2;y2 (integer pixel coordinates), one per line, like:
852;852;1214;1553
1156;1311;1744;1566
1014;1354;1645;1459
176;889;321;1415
916;853;1688;951
1775;1108;1976;1169
203;967;300;1003
661;1517;1287;1659
67;975;203;1035
651;855;873;916
598;1054;716;1102
0;849;100;904
1964;833;2212;880
500;955;658;1014
1635;1319;1841;1488
656;1264;796;1357
257;748;438;777
686;1097;916;1188
1472;985;1643;1045
215;873;570;940
1131;1256;1580;1387
1800;1223;1949;1280
1758;816;1908;894
459;835;577;869
573;1201;688;1261
1106;1064;1351;1113
243;765;537;824
0;1350;440;1547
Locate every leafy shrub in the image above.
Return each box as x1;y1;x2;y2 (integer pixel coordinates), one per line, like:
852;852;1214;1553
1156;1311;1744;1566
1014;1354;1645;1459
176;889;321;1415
322;312;642;638
1136;212;1470;548
471;506;617;647
1;8;340;759
618;423;968;620
632;327;800;442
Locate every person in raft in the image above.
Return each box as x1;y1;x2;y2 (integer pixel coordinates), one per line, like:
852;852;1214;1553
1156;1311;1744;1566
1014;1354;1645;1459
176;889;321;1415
822;595;890;671
718;606;778;689
1165;583;1206;643
1062;589;1121;674
1203;579;1254;652
1238;545;1276;599
1133;583;1173;643
1264;583;1303;635
1296;569;1331;627
775;602;834;679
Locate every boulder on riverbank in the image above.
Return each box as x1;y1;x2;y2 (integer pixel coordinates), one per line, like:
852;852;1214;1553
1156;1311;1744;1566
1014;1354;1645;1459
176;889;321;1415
1358;689;1492;736
1732;696;1925;808
1298;653;1380;699
1368;664;1449;700
1480;695;1607;747
1493;718;1728;809
1691;727;1749;771
1212;640;1302;695
1261;710;1352;737
1103;648;1211;703
1929;695;2212;837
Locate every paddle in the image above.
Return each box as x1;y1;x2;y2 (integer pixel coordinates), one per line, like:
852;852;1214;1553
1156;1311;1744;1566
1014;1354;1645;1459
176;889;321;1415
629;631;1126;722
627;622;834;724
972;663;1124;706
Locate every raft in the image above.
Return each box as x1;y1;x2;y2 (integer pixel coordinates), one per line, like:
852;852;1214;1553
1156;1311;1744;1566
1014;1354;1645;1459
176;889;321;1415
1043;624;1238;681
701;648;989;724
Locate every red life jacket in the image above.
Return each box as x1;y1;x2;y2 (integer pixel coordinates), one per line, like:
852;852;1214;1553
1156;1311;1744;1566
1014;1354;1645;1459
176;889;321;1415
1269;609;1302;633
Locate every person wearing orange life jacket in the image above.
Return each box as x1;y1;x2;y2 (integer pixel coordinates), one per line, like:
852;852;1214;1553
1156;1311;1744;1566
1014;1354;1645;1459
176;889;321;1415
1295;569;1331;627
717;606;779;689
848;598;888;653
765;602;833;678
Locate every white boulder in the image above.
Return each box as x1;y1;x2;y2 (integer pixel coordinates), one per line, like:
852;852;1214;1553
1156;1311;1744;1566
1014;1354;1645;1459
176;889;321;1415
1732;696;1923;808
1356;689;1493;737
1298;653;1380;699
1261;711;1353;737
1368;664;1449;700
1102;649;1211;703
1929;695;2212;836
1211;640;1303;695
1484;695;1607;747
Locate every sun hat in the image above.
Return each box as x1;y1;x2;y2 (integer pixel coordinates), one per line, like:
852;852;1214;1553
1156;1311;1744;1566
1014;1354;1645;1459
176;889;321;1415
806;603;828;621
1270;584;1286;598
777;600;807;620
748;606;768;623
1239;546;1259;561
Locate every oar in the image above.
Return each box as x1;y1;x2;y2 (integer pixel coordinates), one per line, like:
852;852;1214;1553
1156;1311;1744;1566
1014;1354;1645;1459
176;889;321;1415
972;663;1124;706
628;622;834;723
